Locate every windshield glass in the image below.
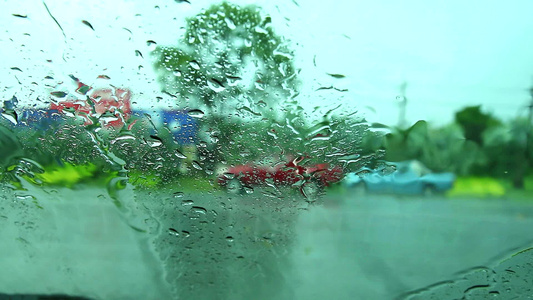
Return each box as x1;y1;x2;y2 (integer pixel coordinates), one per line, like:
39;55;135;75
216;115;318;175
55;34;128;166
2;1;533;299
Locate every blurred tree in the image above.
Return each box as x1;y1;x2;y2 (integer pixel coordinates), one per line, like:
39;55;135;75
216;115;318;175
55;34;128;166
482;117;533;188
0;125;19;164
421;124;482;175
381;121;483;175
455;105;500;145
152;2;299;118
382;120;429;162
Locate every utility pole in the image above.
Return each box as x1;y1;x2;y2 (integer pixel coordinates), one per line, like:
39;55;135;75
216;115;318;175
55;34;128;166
397;81;408;128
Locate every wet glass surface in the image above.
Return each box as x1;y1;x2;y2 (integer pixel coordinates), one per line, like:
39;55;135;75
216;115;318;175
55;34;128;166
2;1;533;299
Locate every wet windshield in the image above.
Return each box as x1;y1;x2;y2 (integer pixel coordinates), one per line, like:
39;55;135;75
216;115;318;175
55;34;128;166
1;1;533;299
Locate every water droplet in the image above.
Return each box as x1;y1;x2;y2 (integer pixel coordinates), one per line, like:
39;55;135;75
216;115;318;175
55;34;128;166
191;206;207;215
224;17;236;30
226;236;234;242
173;69;182;77
147;135;163;147
1;111;18;125
50;91;68;98
327;73;346;79
173;192;184;198
192;161;203;170
310;134;330;142
273;49;293;59
110;134;136;144
181;200;194;206
223;172;235;179
146;40;157;51
254;26;268;34
189;60;200;70
168;228;180;236
227;76;242;87
175;150;187;159
207;78;225;93
15;195;36;201
237;106;261;116
81;20;94;31
254;81;265;90
187;109;205;119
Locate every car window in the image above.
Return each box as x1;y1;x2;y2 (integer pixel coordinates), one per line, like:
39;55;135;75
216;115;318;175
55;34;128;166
1;1;533;299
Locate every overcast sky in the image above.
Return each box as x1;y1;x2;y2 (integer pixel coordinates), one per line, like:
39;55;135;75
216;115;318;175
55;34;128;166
2;0;532;126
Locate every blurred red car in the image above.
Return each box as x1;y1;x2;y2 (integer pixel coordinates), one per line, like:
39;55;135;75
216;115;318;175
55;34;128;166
50;87;132;129
217;157;343;194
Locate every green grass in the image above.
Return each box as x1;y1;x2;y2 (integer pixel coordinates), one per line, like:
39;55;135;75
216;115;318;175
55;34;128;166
447;176;533;201
135;175;218;193
447;176;506;198
497;176;533;202
170;176;219;192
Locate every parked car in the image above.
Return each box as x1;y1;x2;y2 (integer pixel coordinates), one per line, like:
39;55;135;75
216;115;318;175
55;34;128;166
217;156;343;196
342;160;455;196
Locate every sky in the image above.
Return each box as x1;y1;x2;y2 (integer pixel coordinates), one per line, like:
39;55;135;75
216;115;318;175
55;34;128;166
1;0;533;126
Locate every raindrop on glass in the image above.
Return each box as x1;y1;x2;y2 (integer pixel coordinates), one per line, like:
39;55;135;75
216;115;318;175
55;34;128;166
168;228;180;236
188;109;205;119
189;60;200;70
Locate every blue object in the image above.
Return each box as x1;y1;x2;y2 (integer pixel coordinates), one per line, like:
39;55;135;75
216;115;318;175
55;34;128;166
0;106;64;130
131;110;199;145
3;96;18;110
19;109;63;128
342;160;455;195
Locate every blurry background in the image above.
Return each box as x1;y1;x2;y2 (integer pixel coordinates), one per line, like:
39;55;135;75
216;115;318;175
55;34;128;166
2;0;533;125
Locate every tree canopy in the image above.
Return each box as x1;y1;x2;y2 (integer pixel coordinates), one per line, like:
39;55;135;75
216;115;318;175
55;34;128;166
152;2;299;119
455;105;500;145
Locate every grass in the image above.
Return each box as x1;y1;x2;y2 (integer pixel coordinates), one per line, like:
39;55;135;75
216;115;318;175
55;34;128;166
8;162;533;201
4;162;218;193
497;176;533;202
447;177;506;198
447;176;533;201
131;173;219;193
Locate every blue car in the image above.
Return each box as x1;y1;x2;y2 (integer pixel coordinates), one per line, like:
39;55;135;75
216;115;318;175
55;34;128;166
342;160;455;195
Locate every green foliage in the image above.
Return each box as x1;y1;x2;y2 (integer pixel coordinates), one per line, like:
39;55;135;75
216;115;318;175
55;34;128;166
210;111;376;171
0;115;187;188
479;117;533;187
381;121;483;175
0;124;23;169
379;109;533;188
455;105;501;145
383;120;429;162
152;2;299;117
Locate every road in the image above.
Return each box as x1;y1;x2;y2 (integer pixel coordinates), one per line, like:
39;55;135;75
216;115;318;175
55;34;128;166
2;184;533;299
290;192;533;299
